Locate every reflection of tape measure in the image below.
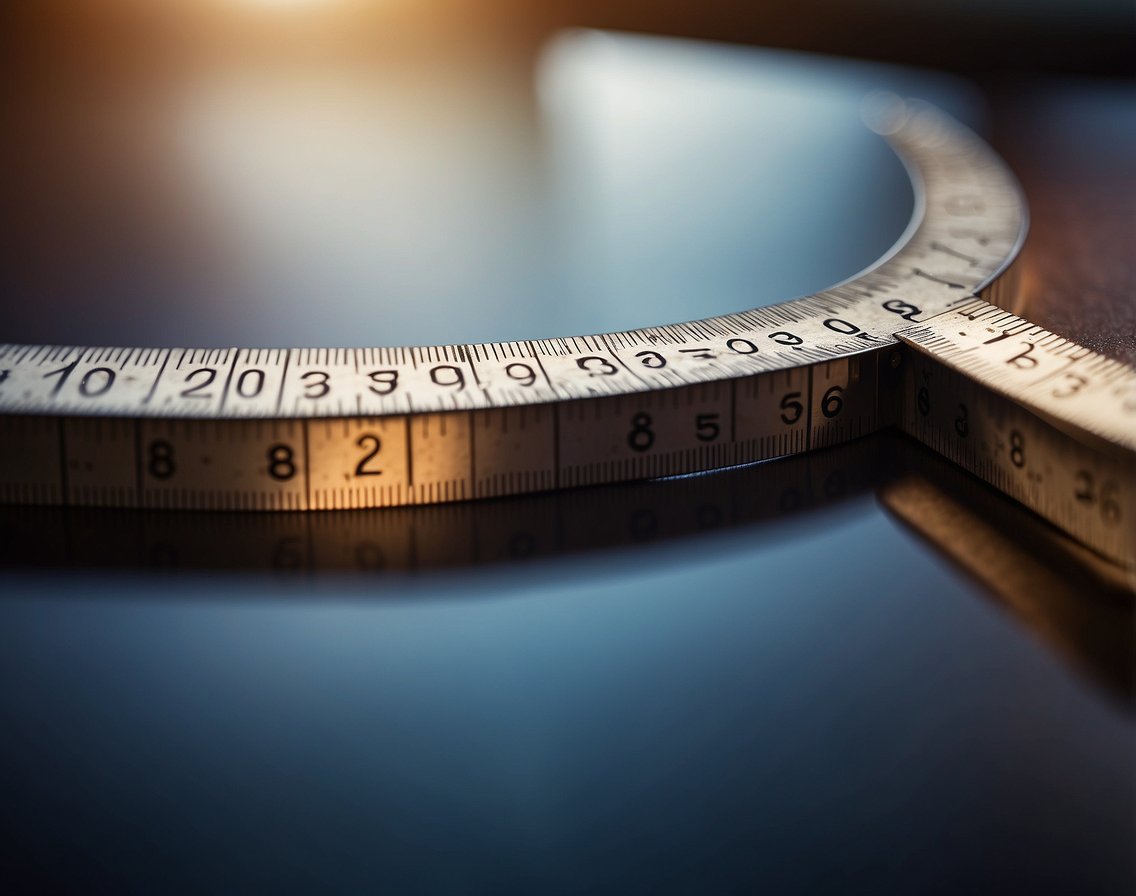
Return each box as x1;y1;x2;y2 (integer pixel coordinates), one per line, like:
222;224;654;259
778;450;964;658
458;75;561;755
0;98;1132;567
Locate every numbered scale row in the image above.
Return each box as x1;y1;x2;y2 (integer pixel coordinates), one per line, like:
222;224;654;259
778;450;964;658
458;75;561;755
0;438;888;575
0;313;896;419
0;355;879;512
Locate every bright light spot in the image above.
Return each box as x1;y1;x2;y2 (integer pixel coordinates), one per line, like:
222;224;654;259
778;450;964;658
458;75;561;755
232;0;354;9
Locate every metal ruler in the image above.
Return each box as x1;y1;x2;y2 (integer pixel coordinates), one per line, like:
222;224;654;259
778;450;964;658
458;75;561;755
0;99;1132;568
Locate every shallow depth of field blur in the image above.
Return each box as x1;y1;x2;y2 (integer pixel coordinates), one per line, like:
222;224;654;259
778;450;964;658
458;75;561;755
0;3;1133;894
1;0;1130;348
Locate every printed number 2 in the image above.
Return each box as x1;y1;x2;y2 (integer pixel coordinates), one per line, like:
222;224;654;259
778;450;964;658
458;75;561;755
355;434;382;476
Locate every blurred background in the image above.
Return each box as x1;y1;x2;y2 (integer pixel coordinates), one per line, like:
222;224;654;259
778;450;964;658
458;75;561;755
1;0;1133;353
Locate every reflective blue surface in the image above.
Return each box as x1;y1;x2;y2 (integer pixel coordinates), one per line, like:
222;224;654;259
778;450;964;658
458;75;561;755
0;32;1132;894
5;32;979;348
2;505;1132;891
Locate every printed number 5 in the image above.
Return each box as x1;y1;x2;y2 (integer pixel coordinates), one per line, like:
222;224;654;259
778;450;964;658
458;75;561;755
695;413;720;442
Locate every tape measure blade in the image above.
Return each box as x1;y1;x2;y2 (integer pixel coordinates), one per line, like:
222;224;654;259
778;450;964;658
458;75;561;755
898;306;1135;569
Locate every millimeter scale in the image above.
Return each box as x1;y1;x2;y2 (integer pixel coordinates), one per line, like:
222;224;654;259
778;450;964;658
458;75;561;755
1;98;1132;571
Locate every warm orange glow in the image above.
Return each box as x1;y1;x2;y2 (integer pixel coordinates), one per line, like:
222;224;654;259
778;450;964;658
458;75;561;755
209;0;383;15
237;0;347;7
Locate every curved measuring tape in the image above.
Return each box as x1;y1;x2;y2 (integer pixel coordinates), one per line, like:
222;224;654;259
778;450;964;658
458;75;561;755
0;99;1132;567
